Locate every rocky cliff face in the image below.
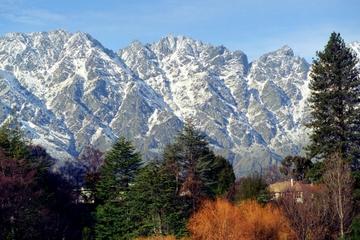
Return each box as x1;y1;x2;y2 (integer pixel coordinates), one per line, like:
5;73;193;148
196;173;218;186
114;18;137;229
0;30;357;175
119;36;311;174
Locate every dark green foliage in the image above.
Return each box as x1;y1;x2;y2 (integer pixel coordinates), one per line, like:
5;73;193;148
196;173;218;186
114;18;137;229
305;161;325;183
163;122;235;210
128;162;186;237
91;125;234;239
95;202;132;240
0;118;234;239
172;123;217;199
231;173;270;204
96;137;141;202
353;171;360;216
307;32;360;168
348;216;360;240
94;137;142;240
280;155;313;181
211;156;236;196
0;124;10;150
147;122;235;236
0;121;30;160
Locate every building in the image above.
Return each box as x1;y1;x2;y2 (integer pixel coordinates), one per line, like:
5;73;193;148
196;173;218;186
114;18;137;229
268;179;320;203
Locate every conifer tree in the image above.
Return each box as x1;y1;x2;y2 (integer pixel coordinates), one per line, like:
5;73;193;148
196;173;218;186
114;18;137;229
96;137;141;202
211;156;235;195
0;120;29;160
280;155;313;181
163;122;235;212
95;137;142;240
308;32;360;168
128;162;186;237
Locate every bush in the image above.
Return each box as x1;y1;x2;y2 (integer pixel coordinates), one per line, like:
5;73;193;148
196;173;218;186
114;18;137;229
188;198;294;240
136;236;190;240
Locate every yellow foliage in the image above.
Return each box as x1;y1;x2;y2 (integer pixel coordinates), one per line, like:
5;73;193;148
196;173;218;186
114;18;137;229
136;236;190;240
188;198;242;240
188;198;295;240
237;200;294;240
136;236;176;240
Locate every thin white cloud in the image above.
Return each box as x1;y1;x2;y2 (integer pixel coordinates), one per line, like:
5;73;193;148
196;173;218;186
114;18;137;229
0;0;65;26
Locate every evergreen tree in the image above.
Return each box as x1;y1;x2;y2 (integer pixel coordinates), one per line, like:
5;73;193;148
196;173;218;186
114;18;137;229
307;32;360;168
0;120;29;160
163;122;235;212
95;201;132;240
279;155;313;181
305;161;325;183
211;156;236;196
128;162;186;237
94;137;142;240
96;137;141;202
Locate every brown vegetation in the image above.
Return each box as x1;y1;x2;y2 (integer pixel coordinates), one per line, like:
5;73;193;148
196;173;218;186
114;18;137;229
136;236;190;240
237;200;294;240
323;152;354;238
0;149;38;218
278;188;332;240
188;198;294;240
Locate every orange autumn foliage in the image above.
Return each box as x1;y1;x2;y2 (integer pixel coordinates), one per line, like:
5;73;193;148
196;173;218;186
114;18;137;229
136;236;177;240
188;198;295;240
188;198;242;240
136;236;191;240
238;200;294;240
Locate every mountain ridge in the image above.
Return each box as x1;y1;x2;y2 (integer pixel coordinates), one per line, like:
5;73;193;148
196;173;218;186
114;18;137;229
0;30;358;176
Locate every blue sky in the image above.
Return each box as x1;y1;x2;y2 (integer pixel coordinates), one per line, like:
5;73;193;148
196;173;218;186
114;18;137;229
0;0;359;61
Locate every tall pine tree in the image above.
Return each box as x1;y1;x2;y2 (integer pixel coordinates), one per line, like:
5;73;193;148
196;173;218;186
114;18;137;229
211;155;236;195
0;119;30;160
163;122;235;212
128;162;186;237
95;137;141;240
308;32;360;168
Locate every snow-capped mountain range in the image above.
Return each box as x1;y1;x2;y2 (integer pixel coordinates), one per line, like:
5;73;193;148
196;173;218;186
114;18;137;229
0;30;359;176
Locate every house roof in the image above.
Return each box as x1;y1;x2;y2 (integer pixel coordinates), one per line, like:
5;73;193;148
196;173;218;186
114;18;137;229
268;180;321;193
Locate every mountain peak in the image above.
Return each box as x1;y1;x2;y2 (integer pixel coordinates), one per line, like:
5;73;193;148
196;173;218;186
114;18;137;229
156;34;206;49
3;31;26;39
64;31;112;55
276;45;294;56
256;45;295;63
46;29;69;36
129;40;144;48
161;34;197;43
71;31;99;43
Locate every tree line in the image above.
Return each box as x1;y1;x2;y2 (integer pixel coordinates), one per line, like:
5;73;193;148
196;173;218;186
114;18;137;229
92;123;235;239
0;120;235;239
0;121;91;239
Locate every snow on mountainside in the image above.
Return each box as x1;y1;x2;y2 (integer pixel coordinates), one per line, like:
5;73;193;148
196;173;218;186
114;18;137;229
0;30;182;169
350;41;360;68
0;30;356;175
119;36;311;174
